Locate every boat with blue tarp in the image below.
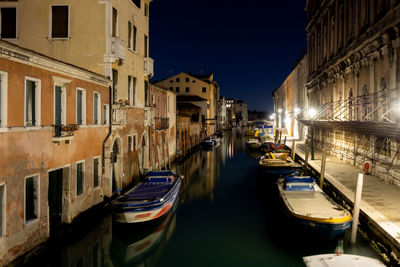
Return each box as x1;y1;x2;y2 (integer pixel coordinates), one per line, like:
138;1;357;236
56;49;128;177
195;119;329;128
277;175;352;239
112;170;181;223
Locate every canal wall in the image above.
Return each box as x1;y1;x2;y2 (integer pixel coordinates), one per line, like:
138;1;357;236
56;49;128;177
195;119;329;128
291;144;400;266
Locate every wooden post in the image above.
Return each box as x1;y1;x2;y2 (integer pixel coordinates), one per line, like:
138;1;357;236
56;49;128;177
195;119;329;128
351;173;364;243
284;136;287;146
304;147;309;175
320;152;327;189
292;140;296;161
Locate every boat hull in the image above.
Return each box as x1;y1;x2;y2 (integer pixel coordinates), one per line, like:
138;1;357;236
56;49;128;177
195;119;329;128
113;177;181;223
290;215;351;239
259;166;301;177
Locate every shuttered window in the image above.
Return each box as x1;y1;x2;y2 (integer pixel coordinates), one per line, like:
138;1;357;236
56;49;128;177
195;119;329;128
1;8;16;38
26;80;36;126
77;90;82;124
77;162;84;196
51;6;68;38
112;8;117;37
93;92;99;124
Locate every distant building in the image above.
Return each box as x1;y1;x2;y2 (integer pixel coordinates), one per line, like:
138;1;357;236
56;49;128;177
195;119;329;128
217;96;227;130
0;40;111;265
156;72;220;136
226;98;248;128
248;110;268;121
272;54;308;140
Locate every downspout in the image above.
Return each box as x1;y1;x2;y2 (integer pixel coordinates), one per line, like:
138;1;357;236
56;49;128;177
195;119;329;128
102;85;112;174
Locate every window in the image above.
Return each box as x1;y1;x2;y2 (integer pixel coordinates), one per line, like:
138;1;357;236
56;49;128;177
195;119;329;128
176;78;180;82
176;87;180;93
128;136;133;152
112;8;118;37
103;104;109;125
25;78;41;126
25;175;39;222
170;80;173;83
128;76;136;106
51;6;69;38
0;184;5;237
202;87;206;93
93;158;99;188
185;77;189;82
76;88;86;125
193;80;196;83
185;87;189;93
128;23;137;51
133;135;137;150
1;7;16;38
145;81;149;106
169;87;173;91
93;92;100;124
0;72;7;127
144;35;148;57
131;0;141;8
144;3;149;17
168;96;170;112
76;162;84;196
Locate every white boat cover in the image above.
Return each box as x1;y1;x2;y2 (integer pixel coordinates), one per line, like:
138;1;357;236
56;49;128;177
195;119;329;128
303;254;385;267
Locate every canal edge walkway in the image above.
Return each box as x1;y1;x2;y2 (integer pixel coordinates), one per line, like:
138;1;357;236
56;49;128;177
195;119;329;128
286;141;400;263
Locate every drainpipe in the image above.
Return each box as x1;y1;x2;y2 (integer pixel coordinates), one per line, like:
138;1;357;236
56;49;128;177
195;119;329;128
102;85;113;174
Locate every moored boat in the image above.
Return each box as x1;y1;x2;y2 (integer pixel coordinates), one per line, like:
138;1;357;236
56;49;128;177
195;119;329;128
277;175;351;239
112;171;181;223
258;152;302;177
246;138;261;149
303;253;385;267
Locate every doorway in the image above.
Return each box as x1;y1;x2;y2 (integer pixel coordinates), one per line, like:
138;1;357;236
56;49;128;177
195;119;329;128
48;168;63;234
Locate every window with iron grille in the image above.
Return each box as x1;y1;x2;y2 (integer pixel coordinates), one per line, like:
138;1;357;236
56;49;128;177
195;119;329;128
1;8;16;38
76;162;84;196
51;6;68;38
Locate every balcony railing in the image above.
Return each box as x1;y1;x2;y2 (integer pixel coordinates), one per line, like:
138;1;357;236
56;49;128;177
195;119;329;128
144;57;154;77
111;37;126;63
154;117;169;130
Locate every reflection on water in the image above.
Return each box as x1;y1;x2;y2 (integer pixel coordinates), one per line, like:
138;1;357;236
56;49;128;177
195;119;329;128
25;130;378;267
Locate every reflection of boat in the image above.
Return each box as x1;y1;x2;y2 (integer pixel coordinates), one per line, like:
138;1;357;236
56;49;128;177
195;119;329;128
111;199;178;266
277;176;351;239
246;138;261;149
202;139;215;150
112;171;181;223
303;254;385;267
258;152;301;177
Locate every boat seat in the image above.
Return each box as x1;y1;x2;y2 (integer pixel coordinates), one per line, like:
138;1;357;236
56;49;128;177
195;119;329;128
145;176;174;184
285;182;315;191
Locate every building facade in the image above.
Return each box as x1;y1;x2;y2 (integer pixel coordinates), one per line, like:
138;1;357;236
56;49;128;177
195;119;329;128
0;40;111;265
273;55;308;140
226;98;248;128
0;0;153;195
156;72;219;136
305;0;400;186
217;96;227;130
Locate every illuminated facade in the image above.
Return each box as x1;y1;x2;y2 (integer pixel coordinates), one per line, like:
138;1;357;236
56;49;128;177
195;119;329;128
305;0;400;186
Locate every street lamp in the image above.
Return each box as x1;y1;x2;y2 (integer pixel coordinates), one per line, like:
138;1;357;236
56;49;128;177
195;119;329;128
308;108;317;160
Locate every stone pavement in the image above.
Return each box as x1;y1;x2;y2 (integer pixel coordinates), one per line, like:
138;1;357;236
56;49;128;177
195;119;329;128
286;140;400;256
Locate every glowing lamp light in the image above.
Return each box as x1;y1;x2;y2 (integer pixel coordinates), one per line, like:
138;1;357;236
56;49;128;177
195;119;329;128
308;108;317;119
294;108;300;114
278;109;282;113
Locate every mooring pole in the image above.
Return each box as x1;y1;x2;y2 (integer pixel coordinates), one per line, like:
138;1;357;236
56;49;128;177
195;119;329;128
292;140;296;161
304;148;309;175
319;152;326;189
351;173;364;243
284;136;287;146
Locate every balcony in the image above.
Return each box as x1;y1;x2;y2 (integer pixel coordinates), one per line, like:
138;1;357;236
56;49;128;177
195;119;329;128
110;37;126;63
154;117;169;130
144;57;154;77
52;124;78;143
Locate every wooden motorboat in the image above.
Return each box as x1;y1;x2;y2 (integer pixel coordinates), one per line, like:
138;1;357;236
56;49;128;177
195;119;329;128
277;176;352;239
246;138;261;149
258;152;301;177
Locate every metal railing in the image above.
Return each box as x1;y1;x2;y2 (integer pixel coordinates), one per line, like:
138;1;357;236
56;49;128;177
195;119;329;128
154;117;169;130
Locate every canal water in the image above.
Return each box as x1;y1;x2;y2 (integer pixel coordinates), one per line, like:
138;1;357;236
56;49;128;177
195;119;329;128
25;130;378;267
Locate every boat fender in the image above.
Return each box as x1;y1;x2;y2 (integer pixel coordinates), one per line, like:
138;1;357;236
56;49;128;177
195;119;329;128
364;162;371;175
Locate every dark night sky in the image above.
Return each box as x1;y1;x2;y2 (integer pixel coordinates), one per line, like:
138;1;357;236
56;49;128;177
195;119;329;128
149;0;307;112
